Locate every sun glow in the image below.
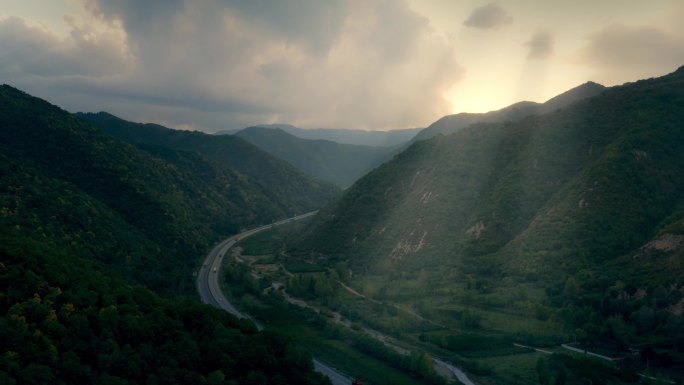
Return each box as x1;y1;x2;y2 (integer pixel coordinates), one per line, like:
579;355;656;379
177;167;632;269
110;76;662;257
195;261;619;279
445;73;516;114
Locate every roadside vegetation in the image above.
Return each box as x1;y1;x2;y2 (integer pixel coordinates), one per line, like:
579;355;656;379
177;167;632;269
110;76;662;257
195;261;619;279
224;213;684;384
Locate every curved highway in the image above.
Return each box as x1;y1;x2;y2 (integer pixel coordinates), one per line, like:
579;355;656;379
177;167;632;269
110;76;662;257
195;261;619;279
197;212;316;317
196;211;352;385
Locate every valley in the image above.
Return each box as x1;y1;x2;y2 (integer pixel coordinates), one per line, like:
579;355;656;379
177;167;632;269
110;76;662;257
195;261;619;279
215;218;680;384
4;3;684;385
202;67;684;385
2;57;684;385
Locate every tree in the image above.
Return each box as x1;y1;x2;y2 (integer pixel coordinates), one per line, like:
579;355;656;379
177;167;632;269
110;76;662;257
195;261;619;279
562;277;581;301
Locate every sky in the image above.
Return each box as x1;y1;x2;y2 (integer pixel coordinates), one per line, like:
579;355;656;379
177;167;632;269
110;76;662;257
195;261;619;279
1;1;683;132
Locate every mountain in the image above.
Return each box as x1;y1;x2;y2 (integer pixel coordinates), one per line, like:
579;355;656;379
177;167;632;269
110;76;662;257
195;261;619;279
294;68;684;376
78;112;339;214
0;86;336;293
0;86;331;384
242;123;422;147
235;126;395;188
413;81;606;141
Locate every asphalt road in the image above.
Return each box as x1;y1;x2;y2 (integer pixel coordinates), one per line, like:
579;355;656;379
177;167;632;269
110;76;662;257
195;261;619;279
197;212;317;317
196;211;352;385
314;359;353;385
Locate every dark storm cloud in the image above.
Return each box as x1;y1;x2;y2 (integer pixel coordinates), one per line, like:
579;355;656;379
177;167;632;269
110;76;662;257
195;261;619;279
524;30;553;60
3;0;463;131
85;0;185;35
462;3;512;30
86;0;348;55
82;0;463;130
223;0;349;55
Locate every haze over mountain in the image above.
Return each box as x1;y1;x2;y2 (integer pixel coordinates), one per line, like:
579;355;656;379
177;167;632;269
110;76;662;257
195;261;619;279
0;85;333;385
241;124;422;148
235;126;396;188
227;81;608;188
413;81;607;141
294;67;684;379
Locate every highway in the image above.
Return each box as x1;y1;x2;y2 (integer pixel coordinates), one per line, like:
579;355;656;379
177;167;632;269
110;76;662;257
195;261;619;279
314;359;353;385
197;212;317;318
196;211;352;385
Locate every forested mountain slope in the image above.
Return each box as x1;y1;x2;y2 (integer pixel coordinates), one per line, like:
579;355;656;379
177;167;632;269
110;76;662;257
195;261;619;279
78;112;339;213
0;86;335;293
294;67;684;374
299;68;683;278
0;86;332;384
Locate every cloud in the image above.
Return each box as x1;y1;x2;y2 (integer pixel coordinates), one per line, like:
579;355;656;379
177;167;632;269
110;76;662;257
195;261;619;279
0;16;131;78
462;3;512;30
579;24;684;82
524;30;554;60
3;0;463;131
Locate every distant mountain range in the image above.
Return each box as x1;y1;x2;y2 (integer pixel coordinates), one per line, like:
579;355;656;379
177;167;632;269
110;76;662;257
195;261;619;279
221;81;605;178
294;67;684;374
235;126;396;188
221;123;422;147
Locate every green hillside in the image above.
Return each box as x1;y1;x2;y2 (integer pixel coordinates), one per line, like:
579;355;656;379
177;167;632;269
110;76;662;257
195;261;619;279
78;112;339;211
0;86;335;384
294;67;684;382
235;126;395;188
0;85;336;293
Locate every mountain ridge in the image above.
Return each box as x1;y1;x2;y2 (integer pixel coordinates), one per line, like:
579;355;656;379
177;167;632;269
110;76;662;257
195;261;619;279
413;81;607;141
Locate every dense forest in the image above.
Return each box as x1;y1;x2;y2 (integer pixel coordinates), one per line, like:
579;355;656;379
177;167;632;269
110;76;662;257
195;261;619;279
0;229;329;385
0;85;333;384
